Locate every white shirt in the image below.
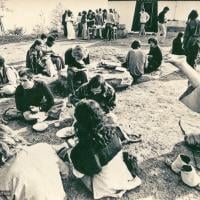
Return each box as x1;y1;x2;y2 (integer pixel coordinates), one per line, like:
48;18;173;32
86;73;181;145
140;11;150;23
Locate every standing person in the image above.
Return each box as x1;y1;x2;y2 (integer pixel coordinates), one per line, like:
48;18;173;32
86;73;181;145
172;32;185;55
70;100;142;199
145;38;162;73
15;70;54;123
62;10;68;37
0;56;19;96
113;9;120;26
105;9;115;40
123;40;146;84
157;6;170;43
81;11;88;40
183;10;200;68
139;8;150;37
77;12;82;37
66;10;76;40
95;9;103;38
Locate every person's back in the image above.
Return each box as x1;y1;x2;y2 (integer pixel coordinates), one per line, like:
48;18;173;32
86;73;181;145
0;143;66;200
172;35;184;55
126;49;146;76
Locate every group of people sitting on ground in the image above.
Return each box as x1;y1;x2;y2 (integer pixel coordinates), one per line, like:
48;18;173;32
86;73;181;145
0;8;200;198
62;8;120;40
123;37;163;84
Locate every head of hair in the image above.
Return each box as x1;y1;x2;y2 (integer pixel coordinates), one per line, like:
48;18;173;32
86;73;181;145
40;33;47;40
163;7;169;12
68;10;72;16
0;55;5;67
82;10;87;15
131;40;141;49
78;12;82;16
74;99;117;149
74;99;105;133
109;9;113;13
141;8;145;12
188;10;198;20
88;75;105;90
148;37;158;45
72;45;87;60
47;35;55;44
19;69;33;80
177;32;183;38
32;39;42;48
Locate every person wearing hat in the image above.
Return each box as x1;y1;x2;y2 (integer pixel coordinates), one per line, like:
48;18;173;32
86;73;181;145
0;56;19;96
41;36;65;76
15;70;54;123
0;124;69;200
65;45;90;94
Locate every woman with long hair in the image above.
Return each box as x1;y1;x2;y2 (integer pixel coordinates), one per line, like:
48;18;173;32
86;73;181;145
183;10;200;68
70;100;142;199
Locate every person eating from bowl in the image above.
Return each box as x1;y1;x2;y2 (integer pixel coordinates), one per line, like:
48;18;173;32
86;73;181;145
15;70;54;123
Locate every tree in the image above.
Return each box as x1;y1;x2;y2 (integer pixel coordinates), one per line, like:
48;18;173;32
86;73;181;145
50;2;65;31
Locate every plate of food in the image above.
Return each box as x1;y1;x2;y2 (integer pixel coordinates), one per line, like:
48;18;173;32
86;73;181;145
32;122;48;132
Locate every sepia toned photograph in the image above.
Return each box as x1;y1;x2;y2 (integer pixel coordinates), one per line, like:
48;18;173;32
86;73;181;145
0;0;200;199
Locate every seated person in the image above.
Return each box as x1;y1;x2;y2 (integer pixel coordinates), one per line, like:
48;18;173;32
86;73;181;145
15;70;54;123
172;32;185;55
69;75;116;114
26;40;45;74
123;40;146;84
41;36;65;76
69;100;142;199
0;138;68;200
65;45;90;93
0;56;19;96
145;38;163;74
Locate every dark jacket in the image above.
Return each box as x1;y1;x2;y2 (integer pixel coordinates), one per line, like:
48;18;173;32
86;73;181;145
172;38;185;55
15;81;54;112
70;125;122;176
70;82;116;113
64;48;90;68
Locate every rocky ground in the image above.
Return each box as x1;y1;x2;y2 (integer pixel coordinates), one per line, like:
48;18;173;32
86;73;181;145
0;34;200;200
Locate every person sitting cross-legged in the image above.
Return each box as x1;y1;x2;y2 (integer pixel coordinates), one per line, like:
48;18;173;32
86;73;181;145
0;55;19;97
123;40;146;84
145;38;163;74
26;39;46;75
41;36;65;76
15;70;54;123
65;45;90;94
69;100;142;199
172;32;185;55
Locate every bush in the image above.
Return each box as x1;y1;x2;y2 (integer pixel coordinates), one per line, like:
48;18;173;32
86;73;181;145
7;27;25;36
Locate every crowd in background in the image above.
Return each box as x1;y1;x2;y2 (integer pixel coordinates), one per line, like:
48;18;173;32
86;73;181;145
61;8;120;40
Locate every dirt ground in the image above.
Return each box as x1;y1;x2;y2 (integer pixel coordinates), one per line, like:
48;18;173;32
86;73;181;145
1;34;200;200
